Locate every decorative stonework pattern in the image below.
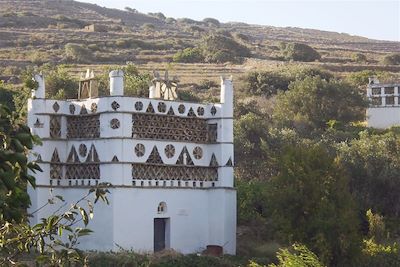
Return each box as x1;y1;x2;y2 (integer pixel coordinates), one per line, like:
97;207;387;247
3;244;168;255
176;146;194;165
158;102;167;113
50;116;61;138
164;144;175;158
79;144;87;157
135;101;143;111
146;146;163;164
69;104;75;114
65;145;100;179
110;118;120;129
211;106;217;116
146;102;155;113
111;101;120;111
132;164;218;181
210;153;218;167
91;103;97;113
135;144;145;157
132;114;211;143
197;107;204;116
80;104;88;114
208;124;218;143
193;146;203;159
225;157;233;166
187;108;196;117
178;104;185;114
167;107;175;115
112;155;119;162
53;102;60;112
50;148;62;179
34;118;44;128
67;115;100;138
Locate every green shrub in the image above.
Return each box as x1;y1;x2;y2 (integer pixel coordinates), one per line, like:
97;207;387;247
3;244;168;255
240;66;332;97
352;53;367;63
273;76;366;129
382;53;400;65
148;12;166;20
165;17;176;24
185;25;205;33
64;43;93;63
234;32;250;42
177;90;201;102
241;71;290;97
115;38;131;48
177;18;198;24
201;34;251;63
87;43;100;51
280;43;321;62
173;47;204;63
268;244;325;267
203;17;220;27
195;79;218;90
0;83;15;111
359;238;400;267
42;66;78;99
142;23;155;31
267;145;361;265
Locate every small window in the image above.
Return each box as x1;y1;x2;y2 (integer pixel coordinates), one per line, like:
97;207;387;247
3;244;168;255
372;88;381;95
385;87;395;95
157;202;167;214
386;96;395;105
371;97;382;106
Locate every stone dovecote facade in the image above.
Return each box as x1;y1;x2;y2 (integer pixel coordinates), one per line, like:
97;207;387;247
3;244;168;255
367;77;400;128
27;71;236;254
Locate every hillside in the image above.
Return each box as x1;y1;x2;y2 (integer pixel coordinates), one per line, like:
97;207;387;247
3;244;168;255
0;0;399;88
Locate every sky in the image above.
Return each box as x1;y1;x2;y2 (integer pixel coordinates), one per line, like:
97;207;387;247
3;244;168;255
82;0;400;41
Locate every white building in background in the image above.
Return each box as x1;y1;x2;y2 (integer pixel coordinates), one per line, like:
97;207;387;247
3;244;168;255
367;77;400;129
27;70;236;254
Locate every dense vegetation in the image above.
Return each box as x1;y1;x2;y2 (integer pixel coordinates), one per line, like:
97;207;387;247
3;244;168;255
2;63;400;266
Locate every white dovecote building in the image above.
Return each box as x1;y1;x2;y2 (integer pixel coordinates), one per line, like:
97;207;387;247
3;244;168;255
27;70;236;254
367;77;400;129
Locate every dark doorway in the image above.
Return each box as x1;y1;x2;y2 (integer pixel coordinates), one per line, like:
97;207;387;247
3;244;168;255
154;218;168;252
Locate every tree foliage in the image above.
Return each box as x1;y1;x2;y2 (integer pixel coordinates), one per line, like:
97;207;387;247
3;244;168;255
201;34;251;63
42;66;78;99
239;66;333;97
280;43;321;62
268;244;325;267
64;43;93;63
273;76;366;130
267;145;361;265
337;130;400;222
173;47;204;63
0;104;41;222
382;53;400;65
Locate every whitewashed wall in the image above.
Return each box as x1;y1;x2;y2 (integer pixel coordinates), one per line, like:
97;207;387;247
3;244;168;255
29;187;236;254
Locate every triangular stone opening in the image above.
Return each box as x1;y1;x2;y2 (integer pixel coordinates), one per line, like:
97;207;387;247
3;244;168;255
210;153;218;167
80;104;88;114
67;146;80;163
167;106;175;115
146;146;163;164
112;155;119;162
51;148;60;162
86;144;100;162
225;157;233;167
187;107;196;117
176;146;194;165
146;102;155;113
